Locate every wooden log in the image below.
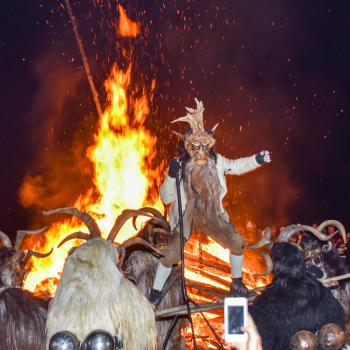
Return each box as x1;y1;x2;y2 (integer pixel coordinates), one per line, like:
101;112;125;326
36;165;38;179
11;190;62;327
188;281;228;299
156;301;224;319
186;264;231;289
185;251;231;274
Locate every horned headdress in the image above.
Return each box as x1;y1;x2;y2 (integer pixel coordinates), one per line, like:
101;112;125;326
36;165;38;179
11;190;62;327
171;98;219;154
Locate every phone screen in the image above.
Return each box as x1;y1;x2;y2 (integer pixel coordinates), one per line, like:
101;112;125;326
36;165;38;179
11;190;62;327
227;306;244;334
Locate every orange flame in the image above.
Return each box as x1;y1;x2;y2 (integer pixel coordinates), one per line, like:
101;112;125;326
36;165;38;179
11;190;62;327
117;5;140;38
23;62;163;295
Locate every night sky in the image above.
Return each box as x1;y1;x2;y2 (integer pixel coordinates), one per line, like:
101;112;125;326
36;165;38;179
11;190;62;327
1;0;350;240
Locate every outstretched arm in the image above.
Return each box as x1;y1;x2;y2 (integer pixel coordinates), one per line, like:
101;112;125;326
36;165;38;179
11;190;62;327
220;151;271;176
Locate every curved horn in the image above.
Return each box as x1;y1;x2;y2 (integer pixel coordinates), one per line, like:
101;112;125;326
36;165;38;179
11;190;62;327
43;207;101;238
149;217;171;231
245;227;273;249
107;209;152;242
27;248;53;258
122;237;164;256
276;225;302;243
15;226;47;250
0;231;12;248
22;248;53;266
317;220;346;243
130;207;165;230
152;227;173;235
277;224;337;242
322;241;333;253
138;207;164;219
299;225;338;241
255;252;273;276
57;231;92;248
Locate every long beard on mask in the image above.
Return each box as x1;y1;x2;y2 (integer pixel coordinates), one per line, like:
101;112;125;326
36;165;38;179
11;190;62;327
183;158;230;236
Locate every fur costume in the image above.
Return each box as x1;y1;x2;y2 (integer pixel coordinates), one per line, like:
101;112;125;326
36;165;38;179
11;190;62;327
0;285;47;350
250;243;345;350
46;238;157;350
124;250;185;349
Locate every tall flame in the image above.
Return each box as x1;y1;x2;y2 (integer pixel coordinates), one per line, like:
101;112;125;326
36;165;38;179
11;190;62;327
23;9;163;293
21;8;269;347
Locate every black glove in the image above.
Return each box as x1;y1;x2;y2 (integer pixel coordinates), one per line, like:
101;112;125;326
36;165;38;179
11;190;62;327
255;150;271;165
168;158;181;178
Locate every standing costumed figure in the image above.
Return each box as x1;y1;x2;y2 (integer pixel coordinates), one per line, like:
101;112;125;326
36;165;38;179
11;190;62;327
150;98;271;304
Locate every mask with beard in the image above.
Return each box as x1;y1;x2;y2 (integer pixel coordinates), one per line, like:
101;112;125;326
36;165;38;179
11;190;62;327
172;98;218;166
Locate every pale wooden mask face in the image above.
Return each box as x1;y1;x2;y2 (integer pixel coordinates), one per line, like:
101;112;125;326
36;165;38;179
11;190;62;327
184;132;215;165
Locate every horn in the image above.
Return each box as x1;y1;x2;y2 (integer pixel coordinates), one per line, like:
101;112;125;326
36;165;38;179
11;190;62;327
255;252;273;276
245;227;273;249
171;99;205;131
146;224;154;245
152;228;173;235
0;231;12;248
58;231;92;248
137;207;164;218
277;224;337;242
276;225;302;242
149;217;171;231
107;209;152;242
172;131;185;139
322;241;333;253
122;236;164;256
22;248;53;266
211;122;219;132
43;207;101;237
15;227;47;250
317;220;346;243
171;115;199;130
130;207;166;230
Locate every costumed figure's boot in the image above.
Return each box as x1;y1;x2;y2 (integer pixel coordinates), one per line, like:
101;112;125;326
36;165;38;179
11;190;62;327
230;277;256;299
149;262;172;307
229;254;256;299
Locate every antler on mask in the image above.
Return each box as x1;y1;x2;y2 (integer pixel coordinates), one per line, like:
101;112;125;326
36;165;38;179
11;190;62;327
171;98;218;164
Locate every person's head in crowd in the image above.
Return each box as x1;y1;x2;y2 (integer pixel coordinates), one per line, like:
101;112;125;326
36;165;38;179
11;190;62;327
327;226;335;235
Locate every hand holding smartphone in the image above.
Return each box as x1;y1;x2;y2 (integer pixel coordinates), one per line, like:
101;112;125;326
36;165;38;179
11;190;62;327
224;297;248;344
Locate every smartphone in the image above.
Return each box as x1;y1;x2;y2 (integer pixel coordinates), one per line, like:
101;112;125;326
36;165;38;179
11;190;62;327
224;297;248;343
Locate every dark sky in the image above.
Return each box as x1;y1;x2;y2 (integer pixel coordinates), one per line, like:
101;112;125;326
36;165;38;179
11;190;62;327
1;0;350;239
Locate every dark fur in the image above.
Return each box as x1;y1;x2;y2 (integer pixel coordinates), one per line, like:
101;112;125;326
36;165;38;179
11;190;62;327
123;251;185;350
0;248;25;287
301;234;350;315
0;286;47;350
250;243;345;350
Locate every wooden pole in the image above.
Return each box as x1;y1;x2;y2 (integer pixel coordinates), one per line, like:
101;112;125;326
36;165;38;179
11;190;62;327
64;0;103;118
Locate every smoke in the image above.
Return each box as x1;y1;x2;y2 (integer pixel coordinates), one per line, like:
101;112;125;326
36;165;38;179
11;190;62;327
19;51;94;212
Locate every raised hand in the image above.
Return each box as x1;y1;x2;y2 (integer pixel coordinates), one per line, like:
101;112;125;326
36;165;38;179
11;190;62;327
256;150;271;165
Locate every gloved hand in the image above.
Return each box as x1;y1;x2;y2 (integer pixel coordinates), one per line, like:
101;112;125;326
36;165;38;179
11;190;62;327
168;158;181;178
255;150;271;165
